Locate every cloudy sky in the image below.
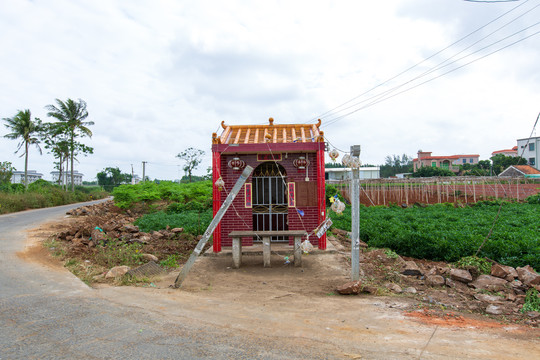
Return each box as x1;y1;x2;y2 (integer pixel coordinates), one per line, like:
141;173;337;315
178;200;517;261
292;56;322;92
1;0;539;181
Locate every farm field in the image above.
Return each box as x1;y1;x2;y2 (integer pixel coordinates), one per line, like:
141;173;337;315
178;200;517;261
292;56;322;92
329;200;540;270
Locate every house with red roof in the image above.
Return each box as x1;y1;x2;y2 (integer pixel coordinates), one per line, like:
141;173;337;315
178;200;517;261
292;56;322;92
412;150;479;173
491;146;518;157
499;164;540;178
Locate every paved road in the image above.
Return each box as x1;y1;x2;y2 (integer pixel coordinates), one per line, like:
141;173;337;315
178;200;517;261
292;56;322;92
0;201;325;360
1;201;539;360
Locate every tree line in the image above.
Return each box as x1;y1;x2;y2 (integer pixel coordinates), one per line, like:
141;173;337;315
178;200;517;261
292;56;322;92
2;98;93;191
326;153;528;178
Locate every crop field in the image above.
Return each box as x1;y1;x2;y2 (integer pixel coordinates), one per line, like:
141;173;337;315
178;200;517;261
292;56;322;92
329;199;540;269
111;180;539;270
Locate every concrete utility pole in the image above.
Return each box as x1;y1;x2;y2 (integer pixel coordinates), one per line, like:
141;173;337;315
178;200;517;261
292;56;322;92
350;145;361;281
142;161;147;182
174;165;254;288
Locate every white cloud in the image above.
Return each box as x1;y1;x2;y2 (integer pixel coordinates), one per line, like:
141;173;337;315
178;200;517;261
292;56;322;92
1;0;539;181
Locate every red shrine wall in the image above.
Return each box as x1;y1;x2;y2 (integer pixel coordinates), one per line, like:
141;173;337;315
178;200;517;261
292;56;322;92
214;151;323;248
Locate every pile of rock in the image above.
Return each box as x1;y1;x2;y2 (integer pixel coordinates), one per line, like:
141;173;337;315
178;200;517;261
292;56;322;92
335;248;540;326
405;260;540;324
58;201;185;248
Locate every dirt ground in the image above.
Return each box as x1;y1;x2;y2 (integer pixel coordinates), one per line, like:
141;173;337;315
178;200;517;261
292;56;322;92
18;218;540;359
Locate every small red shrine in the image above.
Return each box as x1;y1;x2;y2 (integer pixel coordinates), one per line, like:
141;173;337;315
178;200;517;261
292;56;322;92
211;118;327;252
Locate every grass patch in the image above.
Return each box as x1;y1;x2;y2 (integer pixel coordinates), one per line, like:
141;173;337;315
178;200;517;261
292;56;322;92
93;239;145;268
160;254;182;269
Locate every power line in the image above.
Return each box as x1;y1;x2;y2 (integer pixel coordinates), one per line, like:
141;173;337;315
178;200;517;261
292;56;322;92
311;0;536;127
322;28;540;127
322;18;540;127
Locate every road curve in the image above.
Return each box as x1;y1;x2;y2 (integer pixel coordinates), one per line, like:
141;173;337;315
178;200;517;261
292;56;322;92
0;200;324;359
1;200;539;359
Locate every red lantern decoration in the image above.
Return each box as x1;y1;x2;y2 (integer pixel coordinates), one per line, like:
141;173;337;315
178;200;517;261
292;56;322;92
228;157;245;170
293;156;310;170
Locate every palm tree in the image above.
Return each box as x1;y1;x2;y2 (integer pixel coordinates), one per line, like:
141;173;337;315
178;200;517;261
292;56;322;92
3;109;42;189
46;98;94;191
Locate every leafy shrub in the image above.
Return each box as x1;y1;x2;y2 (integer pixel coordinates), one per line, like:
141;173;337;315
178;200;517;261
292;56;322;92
526;193;540;205
325;183;346;207
521;288;540;313
455;256;491;275
135;209;213;235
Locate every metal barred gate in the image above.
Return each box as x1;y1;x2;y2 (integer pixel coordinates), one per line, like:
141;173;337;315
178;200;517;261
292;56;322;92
252;163;288;242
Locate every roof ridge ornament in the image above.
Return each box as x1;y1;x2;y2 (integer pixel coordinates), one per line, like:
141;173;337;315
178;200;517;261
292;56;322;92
269;117;274;126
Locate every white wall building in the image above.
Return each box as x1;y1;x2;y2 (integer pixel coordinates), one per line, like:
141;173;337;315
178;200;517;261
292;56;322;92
11;170;43;184
517;136;540;170
50;170;84;185
325;167;380;182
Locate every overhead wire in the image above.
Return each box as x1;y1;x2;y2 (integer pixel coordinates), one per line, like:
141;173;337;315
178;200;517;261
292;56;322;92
321;5;540;127
322;27;540;127
310;0;538;127
309;0;531;123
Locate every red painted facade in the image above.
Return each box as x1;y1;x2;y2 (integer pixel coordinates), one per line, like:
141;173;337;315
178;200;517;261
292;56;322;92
211;121;327;252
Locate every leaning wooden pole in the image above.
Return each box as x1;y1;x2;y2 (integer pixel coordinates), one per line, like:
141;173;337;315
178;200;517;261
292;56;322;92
174;165;254;288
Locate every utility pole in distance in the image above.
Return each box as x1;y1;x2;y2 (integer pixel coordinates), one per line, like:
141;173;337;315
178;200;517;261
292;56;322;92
142;161;147;182
350;145;361;281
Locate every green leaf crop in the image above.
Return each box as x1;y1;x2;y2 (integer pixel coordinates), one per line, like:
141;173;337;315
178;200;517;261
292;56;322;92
328;202;539;269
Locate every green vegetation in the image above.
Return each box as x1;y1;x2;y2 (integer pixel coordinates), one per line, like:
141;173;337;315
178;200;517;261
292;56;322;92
176;147;205;183
328;201;539;269
135;209;213;235
112;180;212;210
380;154;413;178
526;193;540;205
45;98;94;191
94;238;144;268
455;256;492;275
325;183;346;206
0;161;15;185
521;288;540;313
459;160;492;176
411;166;455;177
491;154;527;175
160;254;182;269
2;109;42;189
112;180;213;235
0;180;107;214
97;167;132;191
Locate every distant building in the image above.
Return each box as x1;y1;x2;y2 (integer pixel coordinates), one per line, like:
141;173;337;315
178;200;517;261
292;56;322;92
325;167;380;182
499;165;540;178
11;170;43;184
491;146;518;158
517;136;539;170
131;174;141;184
413;150;479;173
50;170;84;185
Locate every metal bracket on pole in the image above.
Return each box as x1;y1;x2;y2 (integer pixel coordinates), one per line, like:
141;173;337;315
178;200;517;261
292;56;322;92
173;165;254;288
